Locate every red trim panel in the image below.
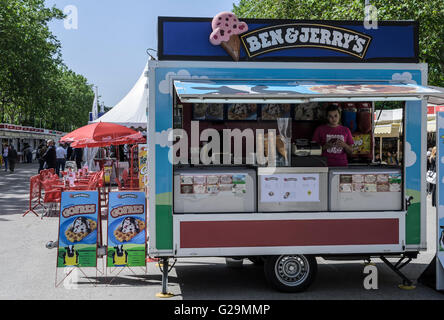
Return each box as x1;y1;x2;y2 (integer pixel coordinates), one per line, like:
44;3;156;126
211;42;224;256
180;219;399;248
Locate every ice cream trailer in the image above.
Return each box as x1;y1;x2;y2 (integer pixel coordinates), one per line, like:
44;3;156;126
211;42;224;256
147;14;444;293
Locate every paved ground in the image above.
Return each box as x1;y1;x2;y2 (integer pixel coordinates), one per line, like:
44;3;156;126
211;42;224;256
1;162;443;300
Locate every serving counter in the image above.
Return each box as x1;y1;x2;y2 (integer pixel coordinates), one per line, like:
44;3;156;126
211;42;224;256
174;167;257;213
172;164;403;214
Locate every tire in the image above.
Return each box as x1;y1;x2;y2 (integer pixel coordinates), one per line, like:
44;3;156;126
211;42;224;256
248;256;265;266
264;255;317;292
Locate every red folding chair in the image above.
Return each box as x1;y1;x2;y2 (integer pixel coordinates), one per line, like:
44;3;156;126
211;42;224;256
23;175;45;217
40;178;64;219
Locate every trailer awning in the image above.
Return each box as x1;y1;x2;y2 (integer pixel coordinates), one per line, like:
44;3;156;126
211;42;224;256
427;120;436;133
174;80;442;104
426;86;444;105
374;123;401;138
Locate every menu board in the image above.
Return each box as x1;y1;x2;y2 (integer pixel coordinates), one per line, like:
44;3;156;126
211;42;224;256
339;173;401;193
57;191;99;268
261;174;320;202
261;104;291;120
107;192;146;267
192;103;224;120
180;174;247;196
227;103;257;120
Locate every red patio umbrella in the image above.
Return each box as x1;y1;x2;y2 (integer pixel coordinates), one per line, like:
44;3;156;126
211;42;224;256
60;122;143;146
60;122;146;183
70;132;145;148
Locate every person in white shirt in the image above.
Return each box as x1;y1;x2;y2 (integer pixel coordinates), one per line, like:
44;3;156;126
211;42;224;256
2;144;8;172
56;143;67;176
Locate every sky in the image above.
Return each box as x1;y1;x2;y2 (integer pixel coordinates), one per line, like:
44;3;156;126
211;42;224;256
45;0;239;108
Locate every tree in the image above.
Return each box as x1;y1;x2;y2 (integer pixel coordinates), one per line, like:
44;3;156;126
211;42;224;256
0;0;94;130
233;0;444;87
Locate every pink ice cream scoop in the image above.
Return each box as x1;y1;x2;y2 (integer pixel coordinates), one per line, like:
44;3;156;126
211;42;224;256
209;12;248;61
209;12;248;45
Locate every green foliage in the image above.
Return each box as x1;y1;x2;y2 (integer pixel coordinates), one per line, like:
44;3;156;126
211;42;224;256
0;0;94;131
233;0;444;87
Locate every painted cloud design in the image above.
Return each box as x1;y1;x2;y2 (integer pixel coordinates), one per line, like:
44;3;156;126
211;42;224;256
155;129;173;148
404;142;417;167
391;72;417;85
159;70;210;95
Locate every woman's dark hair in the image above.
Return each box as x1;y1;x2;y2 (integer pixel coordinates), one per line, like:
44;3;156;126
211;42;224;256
326;104;341;114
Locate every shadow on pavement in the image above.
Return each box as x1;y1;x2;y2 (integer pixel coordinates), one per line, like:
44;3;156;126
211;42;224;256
81;274;166;287
0;163;40;216
172;259;444;300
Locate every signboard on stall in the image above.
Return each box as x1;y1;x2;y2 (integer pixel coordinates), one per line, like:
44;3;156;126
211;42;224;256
138;144;148;190
436;112;444;290
158;17;418;62
107;192;147;267
260;173;319;202
57;191;99;268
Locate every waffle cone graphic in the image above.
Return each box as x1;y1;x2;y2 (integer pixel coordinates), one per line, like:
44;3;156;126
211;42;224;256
221;34;241;61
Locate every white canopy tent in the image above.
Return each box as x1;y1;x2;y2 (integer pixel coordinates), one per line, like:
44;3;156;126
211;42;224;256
93;62;148;128
84;62;148;170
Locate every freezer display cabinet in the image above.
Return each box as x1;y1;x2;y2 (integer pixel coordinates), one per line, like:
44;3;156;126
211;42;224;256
329;168;403;211
174;167;257;213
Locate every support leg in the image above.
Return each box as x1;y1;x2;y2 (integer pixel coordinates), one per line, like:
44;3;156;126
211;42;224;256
156;257;174;298
380;256;415;289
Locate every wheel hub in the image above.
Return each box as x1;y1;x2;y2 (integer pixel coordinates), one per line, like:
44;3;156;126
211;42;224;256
275;255;309;286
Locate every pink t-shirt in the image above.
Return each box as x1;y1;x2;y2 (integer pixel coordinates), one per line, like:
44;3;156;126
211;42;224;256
312;124;354;167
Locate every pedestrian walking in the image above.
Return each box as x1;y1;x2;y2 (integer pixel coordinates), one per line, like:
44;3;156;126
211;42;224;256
26;145;33;163
427;148;432;194
387;151;398;166
56;143;67;175
67;143;73;161
37;142;47;173
42;139;57;171
8;145;18;173
374;153;382;164
23;143;32;163
2;144;9;172
428;146;437;207
73;148;83;170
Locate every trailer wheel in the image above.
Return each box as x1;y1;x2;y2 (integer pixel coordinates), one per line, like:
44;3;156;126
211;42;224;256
264;255;317;292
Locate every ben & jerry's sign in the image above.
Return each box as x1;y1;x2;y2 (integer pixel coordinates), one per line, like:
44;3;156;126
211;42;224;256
240;24;372;59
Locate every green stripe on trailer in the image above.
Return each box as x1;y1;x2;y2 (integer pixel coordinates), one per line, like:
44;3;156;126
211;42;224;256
406;189;421;245
155;204;173;250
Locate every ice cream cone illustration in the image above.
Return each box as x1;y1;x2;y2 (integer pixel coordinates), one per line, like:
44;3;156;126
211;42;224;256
209;12;248;61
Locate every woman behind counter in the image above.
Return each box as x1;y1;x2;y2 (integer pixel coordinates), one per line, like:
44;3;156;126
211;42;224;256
312;104;354;167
